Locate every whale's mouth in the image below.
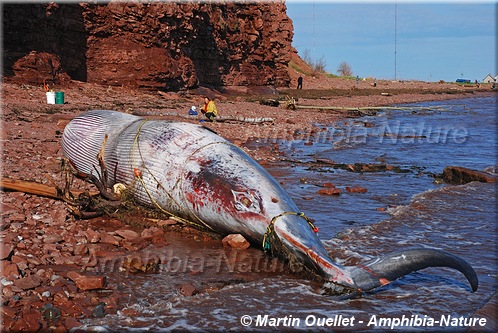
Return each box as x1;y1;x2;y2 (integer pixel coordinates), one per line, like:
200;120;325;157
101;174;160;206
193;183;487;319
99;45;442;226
262;213;357;291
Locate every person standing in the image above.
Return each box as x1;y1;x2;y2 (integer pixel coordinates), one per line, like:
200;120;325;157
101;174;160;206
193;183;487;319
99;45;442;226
297;76;303;89
202;96;218;121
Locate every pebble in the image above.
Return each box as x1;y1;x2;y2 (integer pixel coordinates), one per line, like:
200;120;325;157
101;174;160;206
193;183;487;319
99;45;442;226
1;277;13;286
180;282;197;296
92;302;106;318
41;303;62;322
316;188;342;195
346;185;368;193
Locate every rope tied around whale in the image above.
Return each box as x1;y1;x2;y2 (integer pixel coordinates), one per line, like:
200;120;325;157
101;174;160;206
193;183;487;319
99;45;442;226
130;119;215;231
263;211;318;251
130;119;240;232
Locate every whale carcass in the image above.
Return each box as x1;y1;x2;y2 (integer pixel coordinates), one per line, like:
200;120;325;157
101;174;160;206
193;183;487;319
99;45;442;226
62;110;478;295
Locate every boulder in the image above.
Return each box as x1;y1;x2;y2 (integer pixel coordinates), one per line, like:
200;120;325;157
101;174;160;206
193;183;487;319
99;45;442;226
442;166;497;184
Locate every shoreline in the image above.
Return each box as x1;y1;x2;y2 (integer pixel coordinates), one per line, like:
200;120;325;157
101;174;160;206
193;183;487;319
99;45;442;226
0;79;496;331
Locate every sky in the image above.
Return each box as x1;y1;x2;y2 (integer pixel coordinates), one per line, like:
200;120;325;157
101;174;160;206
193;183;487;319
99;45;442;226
286;1;497;82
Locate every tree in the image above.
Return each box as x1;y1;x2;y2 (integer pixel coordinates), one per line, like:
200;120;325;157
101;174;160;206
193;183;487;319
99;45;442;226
337;61;353;77
301;49;327;73
314;56;327;73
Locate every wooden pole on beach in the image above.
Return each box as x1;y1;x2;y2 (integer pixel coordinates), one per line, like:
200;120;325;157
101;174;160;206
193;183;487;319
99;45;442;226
293;105;443;111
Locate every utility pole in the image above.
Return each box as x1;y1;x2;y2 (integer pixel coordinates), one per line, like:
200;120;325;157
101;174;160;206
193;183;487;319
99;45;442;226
394;1;397;81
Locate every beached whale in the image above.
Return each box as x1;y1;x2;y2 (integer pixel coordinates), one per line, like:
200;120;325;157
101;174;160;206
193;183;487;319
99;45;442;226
62;110;478;295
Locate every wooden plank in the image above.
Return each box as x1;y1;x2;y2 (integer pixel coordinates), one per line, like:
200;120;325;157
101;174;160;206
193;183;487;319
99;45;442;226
0;177;98;199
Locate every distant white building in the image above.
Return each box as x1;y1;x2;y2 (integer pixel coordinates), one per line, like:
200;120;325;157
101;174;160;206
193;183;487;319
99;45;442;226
482;73;497;83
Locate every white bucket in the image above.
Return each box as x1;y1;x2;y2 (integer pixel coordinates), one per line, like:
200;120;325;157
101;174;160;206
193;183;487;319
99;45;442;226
46;91;56;104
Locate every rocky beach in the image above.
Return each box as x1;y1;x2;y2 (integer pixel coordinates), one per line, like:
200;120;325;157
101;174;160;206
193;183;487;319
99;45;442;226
1;73;495;331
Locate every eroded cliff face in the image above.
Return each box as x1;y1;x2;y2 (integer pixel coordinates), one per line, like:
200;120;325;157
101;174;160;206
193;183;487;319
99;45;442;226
2;2;294;91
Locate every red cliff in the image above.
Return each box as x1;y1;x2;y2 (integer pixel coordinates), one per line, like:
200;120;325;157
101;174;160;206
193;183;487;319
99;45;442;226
2;2;294;91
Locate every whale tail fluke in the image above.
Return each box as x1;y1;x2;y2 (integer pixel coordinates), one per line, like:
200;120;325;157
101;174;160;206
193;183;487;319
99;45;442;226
345;248;478;293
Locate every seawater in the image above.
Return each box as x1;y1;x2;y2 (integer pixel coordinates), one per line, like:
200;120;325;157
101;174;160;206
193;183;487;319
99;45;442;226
81;96;496;332
265;96;497;238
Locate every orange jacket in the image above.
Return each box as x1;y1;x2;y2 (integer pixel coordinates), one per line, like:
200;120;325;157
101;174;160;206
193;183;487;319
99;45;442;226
203;100;218;115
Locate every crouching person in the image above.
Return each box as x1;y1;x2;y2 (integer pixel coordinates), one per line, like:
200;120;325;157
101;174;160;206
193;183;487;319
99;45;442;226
202;96;218;121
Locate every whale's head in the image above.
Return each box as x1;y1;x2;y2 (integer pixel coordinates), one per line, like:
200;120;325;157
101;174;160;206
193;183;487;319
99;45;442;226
180;140;355;288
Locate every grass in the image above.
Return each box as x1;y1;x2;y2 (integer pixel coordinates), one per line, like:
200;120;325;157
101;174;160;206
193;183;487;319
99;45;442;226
288;60;307;75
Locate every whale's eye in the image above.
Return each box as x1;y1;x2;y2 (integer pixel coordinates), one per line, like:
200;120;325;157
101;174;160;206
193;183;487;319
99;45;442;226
232;190;262;214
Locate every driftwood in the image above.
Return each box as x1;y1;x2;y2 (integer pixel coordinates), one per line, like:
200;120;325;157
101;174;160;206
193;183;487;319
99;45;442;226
0;177;98;200
1;176;125;218
293;104;449;112
214;116;274;124
131;111;274;124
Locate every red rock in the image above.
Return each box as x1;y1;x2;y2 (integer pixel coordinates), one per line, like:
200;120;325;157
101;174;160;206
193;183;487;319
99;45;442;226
13;274;43;290
64;317;83;330
151;234;167;244
49;209;68;226
1;262;20;279
1;243;14;260
1;203;17;215
43;234;63;244
222;234;250;250
121;307;140;316
66;271;106;290
141;226;164;239
26;255;43;266
52;325;67;333
7;213;26;222
99;232;120;246
11;254;27;263
10;310;42;332
115;229;139;240
4;4;293;90
1;305;17;319
180;282;197;296
157;219;178;227
322;182;336;188
73;243;89;256
316;188;342;195
442;166;497;184
53;290;69;306
2;285;15;297
62;299;88;317
346;185;368;193
85;228;101;243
